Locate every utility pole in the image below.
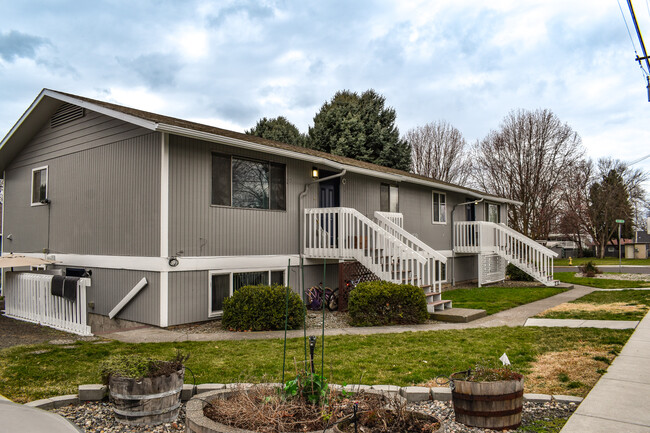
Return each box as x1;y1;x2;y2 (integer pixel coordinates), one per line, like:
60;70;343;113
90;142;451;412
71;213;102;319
627;0;650;101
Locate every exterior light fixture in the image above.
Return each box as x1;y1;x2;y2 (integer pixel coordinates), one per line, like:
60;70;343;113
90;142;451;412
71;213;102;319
311;167;319;179
168;257;179;267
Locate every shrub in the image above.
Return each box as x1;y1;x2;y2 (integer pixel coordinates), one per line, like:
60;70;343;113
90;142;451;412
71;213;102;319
348;281;428;326
100;352;187;384
222;285;305;331
506;263;534;282
578;261;601;277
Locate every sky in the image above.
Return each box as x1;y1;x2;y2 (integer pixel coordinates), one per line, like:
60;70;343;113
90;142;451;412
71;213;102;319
1;0;650;177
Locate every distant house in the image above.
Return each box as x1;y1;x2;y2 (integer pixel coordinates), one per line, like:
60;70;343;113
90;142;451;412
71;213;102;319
0;89;557;333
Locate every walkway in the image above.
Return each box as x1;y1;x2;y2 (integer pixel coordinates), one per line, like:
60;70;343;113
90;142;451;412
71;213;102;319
560;311;650;432
524;318;639;329
103;283;599;343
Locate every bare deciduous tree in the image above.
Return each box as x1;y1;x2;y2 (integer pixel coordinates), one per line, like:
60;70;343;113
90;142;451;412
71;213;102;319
406;120;471;185
473;109;584;239
557;159;594;254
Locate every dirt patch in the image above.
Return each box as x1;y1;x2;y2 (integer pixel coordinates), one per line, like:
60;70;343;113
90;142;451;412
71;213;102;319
525;346;615;397
0;312;97;349
541;302;647;315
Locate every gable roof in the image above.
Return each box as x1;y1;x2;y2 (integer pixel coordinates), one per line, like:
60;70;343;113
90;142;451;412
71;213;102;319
0;89;520;205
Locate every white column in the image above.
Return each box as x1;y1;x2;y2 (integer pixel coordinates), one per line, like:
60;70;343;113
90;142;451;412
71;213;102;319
160;133;169;327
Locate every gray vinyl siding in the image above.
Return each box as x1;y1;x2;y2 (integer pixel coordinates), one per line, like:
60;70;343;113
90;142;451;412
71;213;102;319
3;111;160;256
10;110;147;169
168;266;303;326
169;271;207;326
168;135;317;257
86;268;160;326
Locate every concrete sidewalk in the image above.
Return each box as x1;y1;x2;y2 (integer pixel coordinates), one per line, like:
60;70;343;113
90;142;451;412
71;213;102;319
524;318;639;329
560;311;650;432
103;283;597;343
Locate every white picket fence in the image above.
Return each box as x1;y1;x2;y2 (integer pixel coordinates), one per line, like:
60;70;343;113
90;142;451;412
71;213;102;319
3;272;92;336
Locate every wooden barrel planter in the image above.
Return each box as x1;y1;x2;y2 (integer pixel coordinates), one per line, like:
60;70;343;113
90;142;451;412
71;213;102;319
451;375;524;430
109;368;184;425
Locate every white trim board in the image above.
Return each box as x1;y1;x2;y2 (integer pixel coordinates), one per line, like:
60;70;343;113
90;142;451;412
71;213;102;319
20;252;304;272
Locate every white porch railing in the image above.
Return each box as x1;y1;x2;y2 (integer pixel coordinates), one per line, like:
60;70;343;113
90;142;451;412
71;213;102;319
304;207;431;286
454;221;558;286
3;272;92;336
375;211;447;294
374;211;404;229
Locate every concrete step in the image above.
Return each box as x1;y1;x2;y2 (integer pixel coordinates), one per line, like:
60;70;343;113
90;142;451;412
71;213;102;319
430;307;487;323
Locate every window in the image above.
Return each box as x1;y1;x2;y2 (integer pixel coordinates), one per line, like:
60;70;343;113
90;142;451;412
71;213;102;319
209;269;286;316
211;153;286;210
31;166;48;205
432;192;446;223
486;203;501;223
435;262;447;282
380;184;399;212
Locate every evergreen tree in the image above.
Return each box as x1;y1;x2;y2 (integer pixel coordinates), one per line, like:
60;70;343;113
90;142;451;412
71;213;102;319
246;116;306;147
307;90;411;171
588;169;634;258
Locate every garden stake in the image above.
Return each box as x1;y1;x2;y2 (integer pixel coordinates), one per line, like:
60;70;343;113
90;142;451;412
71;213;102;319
301;257;307;368
353;402;358;433
282;258;291;384
321;258;326;377
309;336;317;374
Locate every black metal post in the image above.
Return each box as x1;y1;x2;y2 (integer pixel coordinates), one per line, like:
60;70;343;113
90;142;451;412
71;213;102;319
309;336;316;374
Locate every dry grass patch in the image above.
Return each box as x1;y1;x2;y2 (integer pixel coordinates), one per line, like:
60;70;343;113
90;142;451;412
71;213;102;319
525;346;615;397
542;302;647;315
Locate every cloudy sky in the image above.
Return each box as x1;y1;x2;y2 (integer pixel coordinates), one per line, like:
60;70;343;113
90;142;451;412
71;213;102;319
1;0;650;175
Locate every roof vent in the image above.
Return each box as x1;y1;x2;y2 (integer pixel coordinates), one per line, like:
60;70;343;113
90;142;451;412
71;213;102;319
50;103;85;128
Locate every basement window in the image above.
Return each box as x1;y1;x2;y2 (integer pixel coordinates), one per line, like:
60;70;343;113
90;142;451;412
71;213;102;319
31;166;48;206
208;269;286;317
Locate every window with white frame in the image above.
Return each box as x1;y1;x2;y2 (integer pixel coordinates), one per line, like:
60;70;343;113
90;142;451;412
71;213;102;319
209;269;285;316
486;203;501;223
31;166;48;205
432;191;446;223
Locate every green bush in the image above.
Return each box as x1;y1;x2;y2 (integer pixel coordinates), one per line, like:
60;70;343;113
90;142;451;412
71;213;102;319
348;281;428;326
506;263;534;282
578;261;601;277
222;285;305;331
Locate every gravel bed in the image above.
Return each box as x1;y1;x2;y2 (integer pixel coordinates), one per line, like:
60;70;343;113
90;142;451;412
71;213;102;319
52;398;576;432
575;272;650;281
410;399;577;432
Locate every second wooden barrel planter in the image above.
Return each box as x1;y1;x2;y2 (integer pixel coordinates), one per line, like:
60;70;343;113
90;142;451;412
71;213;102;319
450;370;524;430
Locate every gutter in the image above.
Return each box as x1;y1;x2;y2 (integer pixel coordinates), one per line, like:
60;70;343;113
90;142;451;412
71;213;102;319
155;123;520;206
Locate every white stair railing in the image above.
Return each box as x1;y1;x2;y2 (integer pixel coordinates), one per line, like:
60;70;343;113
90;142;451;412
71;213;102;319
375;211;447;294
454;221;558;286
304;208;428;285
4;272;92;336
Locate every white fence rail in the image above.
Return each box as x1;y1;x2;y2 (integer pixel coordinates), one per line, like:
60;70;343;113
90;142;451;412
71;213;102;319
454;221;558;286
304;207;433;286
3;272;92;336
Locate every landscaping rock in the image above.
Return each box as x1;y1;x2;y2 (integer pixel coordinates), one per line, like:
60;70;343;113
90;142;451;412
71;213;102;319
400;386;431;402
196;384;225;394
78;384;107;401
524;393;552;403
431;387;452;402
370;384;400;395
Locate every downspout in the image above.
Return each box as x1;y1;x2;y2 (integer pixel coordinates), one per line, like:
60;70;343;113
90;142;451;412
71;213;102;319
297;169;347;293
451;197;484;286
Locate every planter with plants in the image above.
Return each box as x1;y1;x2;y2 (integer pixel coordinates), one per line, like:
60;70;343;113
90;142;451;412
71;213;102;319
442;363;524;430
186;379;440;433
100;352;188;425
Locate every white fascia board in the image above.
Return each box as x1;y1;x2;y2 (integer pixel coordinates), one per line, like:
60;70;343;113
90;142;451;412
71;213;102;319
156;123;519;206
21;252;302;272
43;90;159;131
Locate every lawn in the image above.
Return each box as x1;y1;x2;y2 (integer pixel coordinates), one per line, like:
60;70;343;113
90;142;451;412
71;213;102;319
555;258;650;266
536;290;650;321
441;286;566;315
0;326;631;403
554;272;650;289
